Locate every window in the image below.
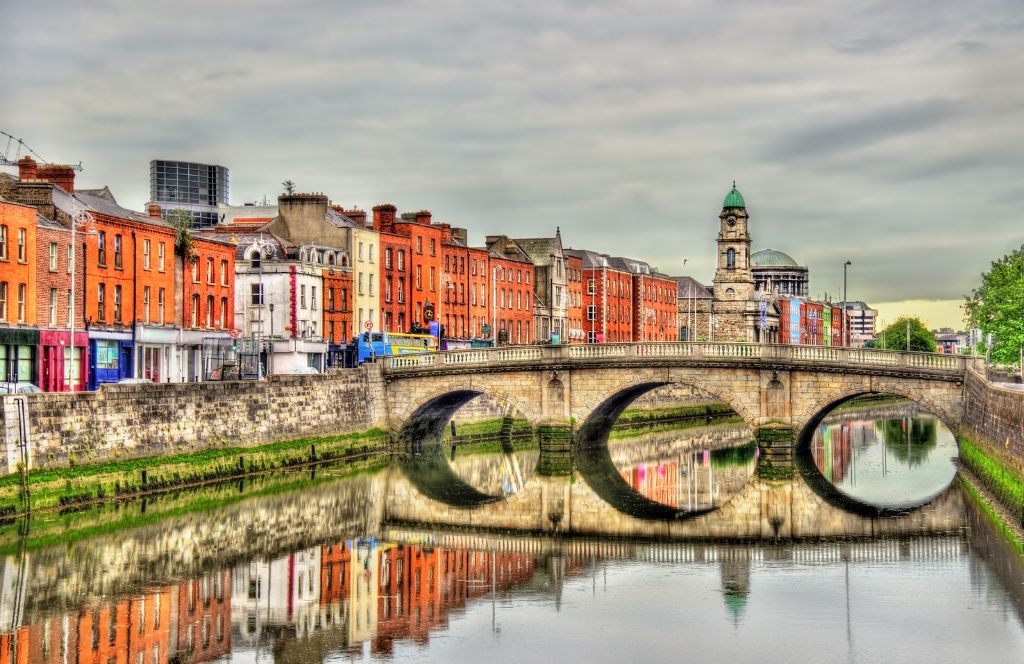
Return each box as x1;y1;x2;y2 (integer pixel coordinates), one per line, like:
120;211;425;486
49;242;59;271
385;247;393;269
415;266;422;290
587;304;597;321
472;259;477;276
143;287;151;323
416;237;422;254
191;260;199;283
113;234;122;268
328;288;335;310
311;286;318;309
113;285;122;322
221;260;228;285
368;276;375;297
727;248;736;269
369;244;375;263
17;229;26;262
429;238;435;256
158;242;166;271
251;283;263;305
97;283;106;321
206;258;214;284
0;282;5;321
251;251;261;269
0;226;6;259
143;239;151;269
397;279;405;303
429;267;435;291
526;272;530;285
191;294;200;326
397;250;405;271
587;279;595;295
341;288;348;309
358;274;364;295
588;330;597;343
49;288;58;326
206;295;213;327
67;245;73;274
158;288;166;323
517;270;522;283
220;298;228;329
359;242;364;261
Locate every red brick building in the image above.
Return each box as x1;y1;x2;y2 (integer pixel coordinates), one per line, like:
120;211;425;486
565;252;584;343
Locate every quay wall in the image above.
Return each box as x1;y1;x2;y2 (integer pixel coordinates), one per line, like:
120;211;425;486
0;365;389;473
962;367;1024;471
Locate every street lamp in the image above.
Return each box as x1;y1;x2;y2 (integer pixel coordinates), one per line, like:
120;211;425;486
842;260;852;347
68;205;97;391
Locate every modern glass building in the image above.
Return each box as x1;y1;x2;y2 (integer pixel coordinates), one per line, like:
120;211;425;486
149;160;229;228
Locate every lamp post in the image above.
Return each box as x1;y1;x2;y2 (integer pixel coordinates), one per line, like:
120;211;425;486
842;260;852;347
68;206;96;391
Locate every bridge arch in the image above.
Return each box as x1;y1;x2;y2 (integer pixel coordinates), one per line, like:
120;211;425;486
573;369;759;439
792;383;963;446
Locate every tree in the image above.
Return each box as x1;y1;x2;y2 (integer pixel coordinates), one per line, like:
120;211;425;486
281;179;296;194
166;209;198;263
876;316;937;353
964;245;1024;366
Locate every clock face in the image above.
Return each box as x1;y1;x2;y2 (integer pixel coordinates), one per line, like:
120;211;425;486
727;215;736;227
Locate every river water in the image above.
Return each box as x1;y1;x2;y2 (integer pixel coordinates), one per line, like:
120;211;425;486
1;400;1022;663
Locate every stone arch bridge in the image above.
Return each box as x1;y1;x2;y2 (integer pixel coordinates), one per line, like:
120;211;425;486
381;343;975;455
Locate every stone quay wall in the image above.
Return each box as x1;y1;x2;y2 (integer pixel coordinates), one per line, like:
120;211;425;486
963;366;1024;471
0;365;390;473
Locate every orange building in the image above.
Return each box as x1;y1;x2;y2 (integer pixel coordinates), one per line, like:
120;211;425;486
177;571;232;663
0;199;41;385
565;253;584;343
375;205;413;334
631;269;677;342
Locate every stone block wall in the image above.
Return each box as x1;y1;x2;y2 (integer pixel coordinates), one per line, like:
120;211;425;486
0;364;390;473
963;368;1024;468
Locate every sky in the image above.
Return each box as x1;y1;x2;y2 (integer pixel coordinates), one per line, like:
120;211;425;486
4;0;1023;329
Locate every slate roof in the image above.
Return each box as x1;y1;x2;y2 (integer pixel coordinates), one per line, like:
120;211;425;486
673;276;714;299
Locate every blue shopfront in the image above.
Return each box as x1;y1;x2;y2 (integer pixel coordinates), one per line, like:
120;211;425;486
88;332;133;390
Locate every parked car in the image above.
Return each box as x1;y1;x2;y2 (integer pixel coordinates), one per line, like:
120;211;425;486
0;383;42;394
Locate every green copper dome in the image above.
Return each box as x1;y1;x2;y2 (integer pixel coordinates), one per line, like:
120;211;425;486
723;181;745;208
752;248;800;267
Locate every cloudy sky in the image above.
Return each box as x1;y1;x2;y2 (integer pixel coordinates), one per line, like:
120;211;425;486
4;0;1023;328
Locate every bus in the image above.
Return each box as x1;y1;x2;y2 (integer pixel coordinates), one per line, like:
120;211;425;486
355;331;438;364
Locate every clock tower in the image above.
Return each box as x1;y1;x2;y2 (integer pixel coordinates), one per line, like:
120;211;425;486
712;182;755;301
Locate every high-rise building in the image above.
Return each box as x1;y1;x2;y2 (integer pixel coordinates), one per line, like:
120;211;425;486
149;159;229;228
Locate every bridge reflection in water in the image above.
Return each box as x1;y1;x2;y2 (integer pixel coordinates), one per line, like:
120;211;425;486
395;402;964;538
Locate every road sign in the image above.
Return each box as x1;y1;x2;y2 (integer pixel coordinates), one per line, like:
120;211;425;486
364;321;373;330
229;328;241;339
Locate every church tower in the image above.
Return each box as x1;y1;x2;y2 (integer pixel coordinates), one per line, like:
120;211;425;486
712;182;755;301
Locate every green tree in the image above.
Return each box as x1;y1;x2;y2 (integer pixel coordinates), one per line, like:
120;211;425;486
876;316;937;353
964;245;1024;365
166;209;198;263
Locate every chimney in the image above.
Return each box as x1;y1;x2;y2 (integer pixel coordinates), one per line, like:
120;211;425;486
451;227;469;245
17;156;38;181
415;210;432;226
338;206;367;227
372;204;397;232
438;223;453;244
147;203;162;220
37;164;76;194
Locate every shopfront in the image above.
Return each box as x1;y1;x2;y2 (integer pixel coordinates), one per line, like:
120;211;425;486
0;328;39;389
37;329;89;392
88;332;133;390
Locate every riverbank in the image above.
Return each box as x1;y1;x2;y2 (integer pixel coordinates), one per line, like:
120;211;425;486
956;432;1024;537
1;428;390;517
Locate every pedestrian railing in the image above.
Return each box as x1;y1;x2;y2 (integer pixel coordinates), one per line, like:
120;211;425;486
381;342;971;377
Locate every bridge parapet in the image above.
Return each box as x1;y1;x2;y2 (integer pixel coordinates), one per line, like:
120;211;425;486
382;342;974;378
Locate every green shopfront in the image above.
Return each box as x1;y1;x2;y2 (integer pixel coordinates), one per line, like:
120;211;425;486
0;327;38;389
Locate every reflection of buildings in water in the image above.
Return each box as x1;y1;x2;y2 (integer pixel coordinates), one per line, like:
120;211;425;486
812;419;878;485
620;450;756;510
178;571;232;663
0;574;234;664
230;547;321;650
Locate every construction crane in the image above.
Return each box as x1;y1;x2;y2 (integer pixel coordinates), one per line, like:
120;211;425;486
0;130;83;171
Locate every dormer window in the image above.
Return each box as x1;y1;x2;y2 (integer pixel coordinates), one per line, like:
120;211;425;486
251;251;261;269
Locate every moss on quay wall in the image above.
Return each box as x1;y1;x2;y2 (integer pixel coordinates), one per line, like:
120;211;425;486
1;428;389;516
958;434;1024;527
